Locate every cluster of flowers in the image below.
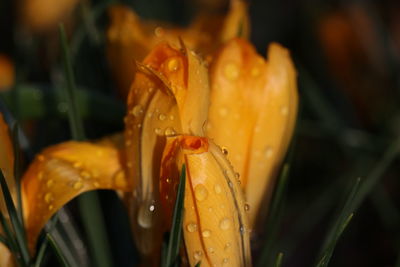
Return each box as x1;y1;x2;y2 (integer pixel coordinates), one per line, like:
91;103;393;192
0;1;298;266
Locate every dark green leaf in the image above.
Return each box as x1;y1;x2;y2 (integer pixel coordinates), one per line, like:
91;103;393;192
46;233;71;267
274;253;284;267
164;165;186;267
0;170;30;264
34;238;49;267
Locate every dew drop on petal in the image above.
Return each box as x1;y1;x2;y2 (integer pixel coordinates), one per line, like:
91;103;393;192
224;62;239;80
44;193;53;203
221;147;228;155
131;104;143;117
193;251;203;261
194;184;208;201
186;223;198;233
167;58;179;72
73;181;83;190
214;184;222;194
219;218;231;230
158;114;166;121
46;179;54;188
244;203;250;212
164;127;176;136
202;229;211;237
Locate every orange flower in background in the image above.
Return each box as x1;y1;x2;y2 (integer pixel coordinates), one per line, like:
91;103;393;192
106;0;249;98
0;55;15;90
207;38;298;227
20;0;80;32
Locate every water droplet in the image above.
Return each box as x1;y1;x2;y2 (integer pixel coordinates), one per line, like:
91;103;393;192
169;114;175;120
73;181;83;190
219;107;228;117
114;170;127;188
219;218;231;230
186;223;198;233
158;114;166;121
235;172;240;179
221;147;228;155
81;171;91;179
166;178;171;184
208;247;215;254
154;128;162;135
281;106;288;115
164;127;176;136
244;203;250;211
194;184;208;201
214;184;222;194
167;58;179;72
137;202;156;229
251;67;260;77
222;258;229;265
193;251;203;261
46;179;54;188
224;243;231;251
240;226;245;234
44;193;53;203
154;27;165;37
38;171;44;180
224;62;239;80
265;147;273;158
131;105;143;117
202;229;211;237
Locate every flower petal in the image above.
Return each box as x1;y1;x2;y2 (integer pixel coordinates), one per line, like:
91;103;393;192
22;141;131;250
160;136;252;267
207;38;298;227
0;113;15;214
124;42;210;256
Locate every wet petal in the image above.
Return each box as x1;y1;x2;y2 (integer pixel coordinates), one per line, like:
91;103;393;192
124;42;209;256
22;141;131;250
160;136;251;267
207;38;298;227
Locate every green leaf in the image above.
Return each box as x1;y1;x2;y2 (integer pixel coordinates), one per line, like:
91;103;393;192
256;164;290;267
315;177;360;267
34;238;49;267
0;211;17;252
194;261;201;267
59;23;85;141
46;233;71;267
0;170;30;265
274;253;284;267
164;165;186;267
59;23;113;267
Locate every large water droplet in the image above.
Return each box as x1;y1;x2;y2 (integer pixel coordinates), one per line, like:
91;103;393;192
158;114;166;121
168;58;179;72
154;128;162;135
202;229;211;237
194;184;208;201
154;27;165;37
224;62;239;80
221;147;228;155
46;179;54;188
244;203;250;212
219;218;231;230
73;181;83;190
131;105;143;117
186;223;198;233
164;127;176;136
44;193;53;203
193;251;203;261
137;202;156;229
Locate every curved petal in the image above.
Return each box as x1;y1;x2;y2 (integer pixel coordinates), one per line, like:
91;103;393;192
207;38;298;227
22;141;131;250
0;113;15;214
124;42;210;256
160;136;251;267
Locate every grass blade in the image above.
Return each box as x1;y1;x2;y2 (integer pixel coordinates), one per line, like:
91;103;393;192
59;23;85;141
34;238;49;267
0;170;30;264
164;165;186;267
274;253;284;267
257;164;290;267
46;233;71;267
0;212;18;252
0;234;8;246
59;23;113;267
